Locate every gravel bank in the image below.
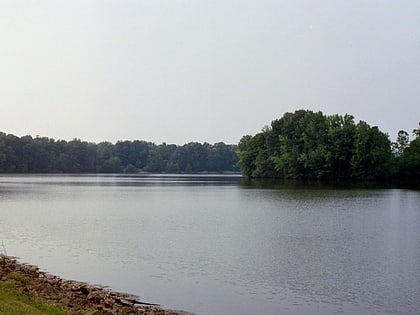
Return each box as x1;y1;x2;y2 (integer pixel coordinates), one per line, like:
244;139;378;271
0;255;193;315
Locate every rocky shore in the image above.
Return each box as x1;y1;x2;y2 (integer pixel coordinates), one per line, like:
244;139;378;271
0;255;192;315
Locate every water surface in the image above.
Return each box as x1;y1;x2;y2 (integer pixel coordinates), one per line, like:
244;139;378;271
0;175;419;314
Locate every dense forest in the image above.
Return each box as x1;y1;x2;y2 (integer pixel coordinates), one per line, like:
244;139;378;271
1;109;419;182
0;133;239;174
237;110;420;182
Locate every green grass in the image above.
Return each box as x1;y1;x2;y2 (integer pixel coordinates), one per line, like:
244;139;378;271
0;281;67;315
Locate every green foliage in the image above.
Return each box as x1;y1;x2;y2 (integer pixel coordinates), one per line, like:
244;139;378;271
413;122;420;139
392;130;410;155
394;137;420;182
237;132;276;177
326;114;355;179
238;109;395;181
350;121;392;179
0;133;239;174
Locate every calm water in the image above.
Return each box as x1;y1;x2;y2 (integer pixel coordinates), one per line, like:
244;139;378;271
0;175;419;315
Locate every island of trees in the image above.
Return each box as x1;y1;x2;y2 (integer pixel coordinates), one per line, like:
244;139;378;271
237;109;420;183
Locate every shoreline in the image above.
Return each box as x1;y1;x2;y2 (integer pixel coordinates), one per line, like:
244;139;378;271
0;255;193;315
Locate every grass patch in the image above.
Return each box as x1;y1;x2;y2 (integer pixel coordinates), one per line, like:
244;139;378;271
8;272;28;284
0;281;67;315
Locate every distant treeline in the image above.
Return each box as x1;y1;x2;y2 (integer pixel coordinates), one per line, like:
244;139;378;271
237;110;420;182
0;133;239;174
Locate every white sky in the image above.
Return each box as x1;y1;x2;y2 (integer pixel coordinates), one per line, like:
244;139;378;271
1;0;419;144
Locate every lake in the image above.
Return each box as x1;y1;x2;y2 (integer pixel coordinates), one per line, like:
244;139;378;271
0;174;419;315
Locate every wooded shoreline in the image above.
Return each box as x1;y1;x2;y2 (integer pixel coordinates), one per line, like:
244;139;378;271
0;255;193;315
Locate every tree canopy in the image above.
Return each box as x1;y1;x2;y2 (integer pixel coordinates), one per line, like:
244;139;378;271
1;109;418;183
0;133;239;174
237;109;419;182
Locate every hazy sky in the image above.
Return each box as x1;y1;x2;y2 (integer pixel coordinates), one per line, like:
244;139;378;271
1;0;419;144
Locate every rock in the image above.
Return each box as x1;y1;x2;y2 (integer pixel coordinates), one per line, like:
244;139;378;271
80;285;90;295
0;255;191;315
43;283;57;294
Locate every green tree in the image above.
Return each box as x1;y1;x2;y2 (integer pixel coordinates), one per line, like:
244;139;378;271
237;134;264;177
413;122;420;139
208;142;239;172
397;137;420;182
271;110;329;179
0;132;7;172
392;130;409;155
238;109;394;181
327;114;356;179
144;143;177;173
350;121;391;179
271;110;308;178
102;157;122;173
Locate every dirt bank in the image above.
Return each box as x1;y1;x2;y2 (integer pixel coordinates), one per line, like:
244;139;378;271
0;255;193;315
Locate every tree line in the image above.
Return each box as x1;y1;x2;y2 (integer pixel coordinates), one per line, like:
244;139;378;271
237;109;420;182
0;133;239;174
1;109;418;181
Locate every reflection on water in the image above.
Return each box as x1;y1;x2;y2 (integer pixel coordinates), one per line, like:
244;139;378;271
0;174;419;315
